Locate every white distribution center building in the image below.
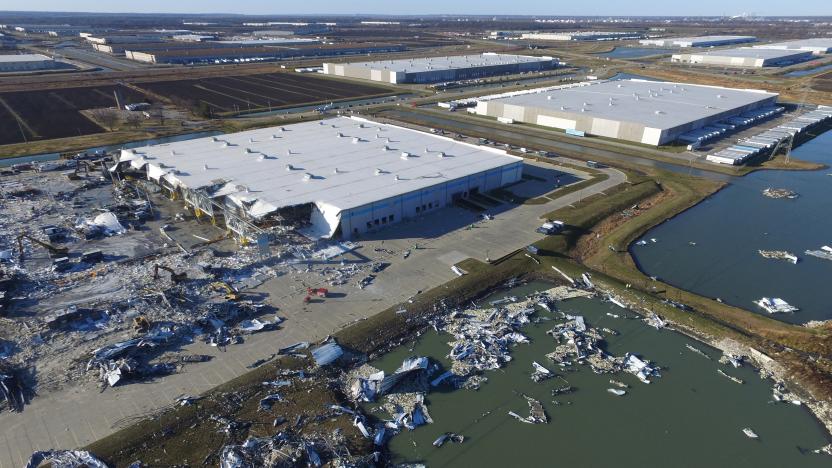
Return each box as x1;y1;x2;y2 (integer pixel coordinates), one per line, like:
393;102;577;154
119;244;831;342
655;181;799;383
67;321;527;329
116;117;523;240
472;79;778;146
752;38;832;55
322;53;557;84
640;35;757;48
671;47;813;68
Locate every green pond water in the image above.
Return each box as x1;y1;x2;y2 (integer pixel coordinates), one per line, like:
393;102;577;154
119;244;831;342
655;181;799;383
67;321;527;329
371;282;829;467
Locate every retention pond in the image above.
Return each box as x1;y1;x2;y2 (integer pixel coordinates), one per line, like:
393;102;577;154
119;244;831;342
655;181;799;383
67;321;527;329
373;282;829;467
632;130;832;324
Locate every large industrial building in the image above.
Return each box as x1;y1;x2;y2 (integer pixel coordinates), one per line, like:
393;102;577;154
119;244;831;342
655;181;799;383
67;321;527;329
521;31;644;41
640;35;757;48
126;43;406;64
322;53;557;84
114;116;523;240
473;79;778;146
752;38;832;55
0;53;56;72
671;47;813;68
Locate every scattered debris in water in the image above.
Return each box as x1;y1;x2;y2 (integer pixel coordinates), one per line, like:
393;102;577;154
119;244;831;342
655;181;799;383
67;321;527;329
531;361;554;382
508;394;548;424
718;369;744;384
805;245;832;261
685;344;711;359
433;432;465;447
762;188;798;199
754;297;799;314
758;250;798;264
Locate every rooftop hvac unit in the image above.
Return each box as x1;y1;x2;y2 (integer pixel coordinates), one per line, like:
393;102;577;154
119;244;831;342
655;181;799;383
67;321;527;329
437;152;446;158
303;173;312;181
352;137;361;144
400;152;411;160
374;168;383;175
285;164;294;171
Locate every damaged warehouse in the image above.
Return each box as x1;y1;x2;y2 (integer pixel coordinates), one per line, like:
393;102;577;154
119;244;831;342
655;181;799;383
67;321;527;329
111;116;524;241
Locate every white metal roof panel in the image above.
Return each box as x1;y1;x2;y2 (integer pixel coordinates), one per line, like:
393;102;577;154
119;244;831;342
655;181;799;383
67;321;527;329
332;53;554;74
483;79;777;131
122;116;522;215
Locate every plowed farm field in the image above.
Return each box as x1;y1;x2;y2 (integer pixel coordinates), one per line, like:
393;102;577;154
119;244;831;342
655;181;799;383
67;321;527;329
0;85;146;146
136;72;394;115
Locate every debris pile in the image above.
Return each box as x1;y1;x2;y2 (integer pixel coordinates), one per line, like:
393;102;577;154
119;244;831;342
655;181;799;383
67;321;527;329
545;314;661;383
24;450;109;468
508;395;548;424
430;286;592;389
762;188;798;199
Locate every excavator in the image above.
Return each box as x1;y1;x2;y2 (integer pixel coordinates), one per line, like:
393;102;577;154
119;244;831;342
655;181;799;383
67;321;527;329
209;281;240;301
153;264;188;283
16;233;69;262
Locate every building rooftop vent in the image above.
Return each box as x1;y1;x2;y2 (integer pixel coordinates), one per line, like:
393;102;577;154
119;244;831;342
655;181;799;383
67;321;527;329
333;167;340;174
382;145;390;151
285;164;294;171
437;152;446;158
270;134;280;139
352;137;361;144
400;152;411;160
337;132;345;138
203;164;209;170
257;155;265;161
394;175;401;181
375;168;384;175
303;173;312;182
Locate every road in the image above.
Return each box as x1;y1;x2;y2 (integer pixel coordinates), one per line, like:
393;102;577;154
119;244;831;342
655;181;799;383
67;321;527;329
58;47;149;71
379;108;734;183
0;159;623;466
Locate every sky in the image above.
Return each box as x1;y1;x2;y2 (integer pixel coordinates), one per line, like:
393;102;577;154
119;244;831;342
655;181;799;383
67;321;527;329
2;0;830;17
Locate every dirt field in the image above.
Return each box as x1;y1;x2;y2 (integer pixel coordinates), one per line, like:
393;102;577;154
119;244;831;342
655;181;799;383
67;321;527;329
0;85;147;145
136;72;394;115
812;70;832;93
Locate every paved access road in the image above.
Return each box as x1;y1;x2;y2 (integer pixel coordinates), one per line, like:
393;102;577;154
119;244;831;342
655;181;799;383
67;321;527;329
0;160;623;467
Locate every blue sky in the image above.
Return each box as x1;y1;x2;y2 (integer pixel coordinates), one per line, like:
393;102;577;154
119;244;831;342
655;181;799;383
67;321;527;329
2;0;829;16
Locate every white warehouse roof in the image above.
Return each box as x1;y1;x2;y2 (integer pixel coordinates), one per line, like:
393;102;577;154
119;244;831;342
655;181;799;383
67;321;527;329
641;35;756;47
333;53;554;73
685;47;811;60
119;116;522;217
0;53;52;62
753;38;832;54
482;79;777;131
